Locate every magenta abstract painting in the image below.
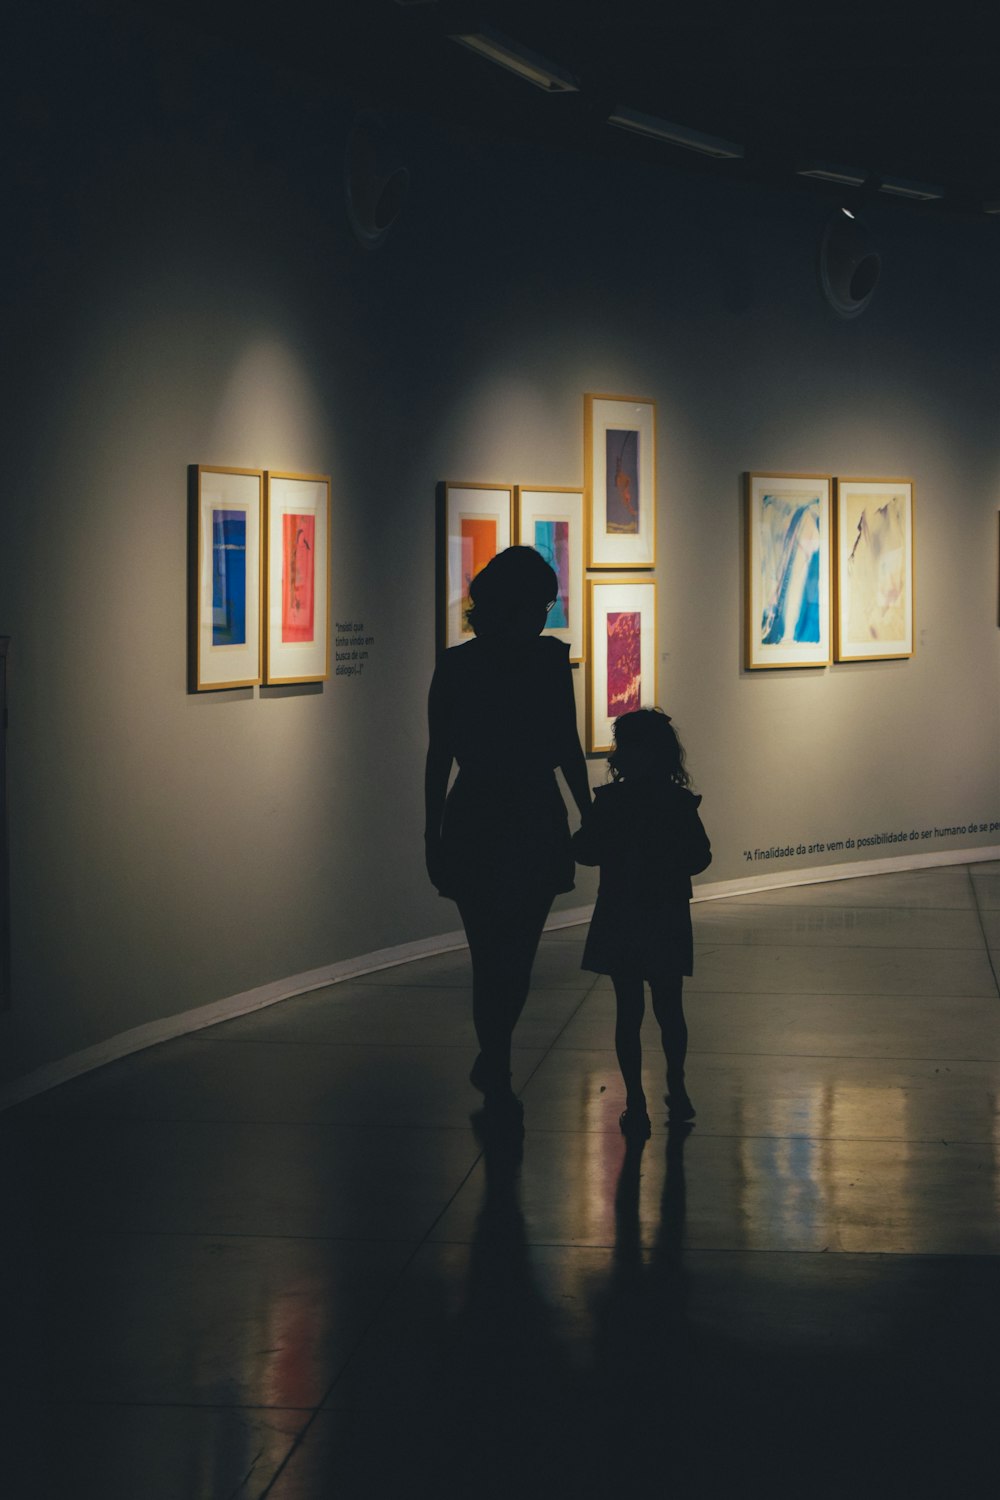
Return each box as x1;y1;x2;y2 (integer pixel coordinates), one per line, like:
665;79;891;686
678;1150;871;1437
606;610;641;715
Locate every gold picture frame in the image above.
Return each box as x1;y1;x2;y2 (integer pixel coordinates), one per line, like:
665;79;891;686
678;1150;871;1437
745;471;832;670
585;576;657;753
263;471;332;684
584;393;656;569
189;465;263;692
438;482;513;650
514;484;585;662
834;477;914;662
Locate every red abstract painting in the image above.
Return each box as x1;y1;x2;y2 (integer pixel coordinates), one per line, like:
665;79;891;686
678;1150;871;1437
282;513;315;643
607;611;641;715
460;517;498;632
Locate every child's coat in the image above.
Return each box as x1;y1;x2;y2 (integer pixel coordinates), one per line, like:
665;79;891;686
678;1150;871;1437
572;780;711;979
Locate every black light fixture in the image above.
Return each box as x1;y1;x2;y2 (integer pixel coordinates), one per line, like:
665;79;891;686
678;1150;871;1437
449;26;579;92
608;105;743;160
879;176;943;202
797;162;869;188
345;114;410;250
819;208;881;319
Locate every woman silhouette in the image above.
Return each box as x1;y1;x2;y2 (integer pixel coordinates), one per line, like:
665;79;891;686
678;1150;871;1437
425;547;591;1128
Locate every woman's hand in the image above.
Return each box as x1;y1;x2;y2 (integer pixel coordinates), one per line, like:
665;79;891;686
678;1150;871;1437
424;832;446;891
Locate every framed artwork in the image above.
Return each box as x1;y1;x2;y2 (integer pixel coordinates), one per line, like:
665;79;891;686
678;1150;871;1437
584;393;656;569
263;471;331;684
439;483;513;649
514;485;585;661
586;577;657;753
745;472;832;670
190;465;262;691
834;478;914;661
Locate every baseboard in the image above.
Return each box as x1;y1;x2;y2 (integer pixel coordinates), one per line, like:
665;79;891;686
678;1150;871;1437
2;845;996;1113
689;843;1000;902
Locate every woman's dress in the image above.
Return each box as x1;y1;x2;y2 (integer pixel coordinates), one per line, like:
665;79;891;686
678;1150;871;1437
429;635;578;903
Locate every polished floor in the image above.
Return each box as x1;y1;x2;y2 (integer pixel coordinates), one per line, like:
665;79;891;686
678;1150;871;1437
3;862;999;1498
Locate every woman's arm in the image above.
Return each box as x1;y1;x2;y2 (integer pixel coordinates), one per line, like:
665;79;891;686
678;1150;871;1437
554;649;592;819
424;667;454;886
560;736;592;821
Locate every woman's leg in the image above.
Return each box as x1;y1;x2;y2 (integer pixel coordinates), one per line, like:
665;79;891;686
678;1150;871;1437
459;890;553;1097
611;976;646;1107
651;977;694;1115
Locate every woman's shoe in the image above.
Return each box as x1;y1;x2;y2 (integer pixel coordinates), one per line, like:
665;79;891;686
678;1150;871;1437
619;1106;652;1139
482;1089;524;1132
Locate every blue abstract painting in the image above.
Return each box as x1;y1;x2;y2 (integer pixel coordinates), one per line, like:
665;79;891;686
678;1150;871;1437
533;519;570;628
758;492;821;646
212;509;247;647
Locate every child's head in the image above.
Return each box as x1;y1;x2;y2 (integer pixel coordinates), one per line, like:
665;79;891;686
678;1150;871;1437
608;708;691;787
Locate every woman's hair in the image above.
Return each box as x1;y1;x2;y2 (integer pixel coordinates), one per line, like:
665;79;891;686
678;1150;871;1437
466;546;558;638
608;707;692;787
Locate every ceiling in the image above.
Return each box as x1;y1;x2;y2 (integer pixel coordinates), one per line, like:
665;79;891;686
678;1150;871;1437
19;2;1000;218
247;0;1000;216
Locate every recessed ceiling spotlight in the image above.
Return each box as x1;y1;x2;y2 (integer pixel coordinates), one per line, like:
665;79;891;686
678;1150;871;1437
879;177;944;201
819;211;881;319
450;27;579;92
797;163;869;187
608;106;743;160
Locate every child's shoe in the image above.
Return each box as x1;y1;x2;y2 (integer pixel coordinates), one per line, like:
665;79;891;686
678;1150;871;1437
665;1084;696;1121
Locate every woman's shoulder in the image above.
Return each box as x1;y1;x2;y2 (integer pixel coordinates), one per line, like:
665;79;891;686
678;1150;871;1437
437;640;481;672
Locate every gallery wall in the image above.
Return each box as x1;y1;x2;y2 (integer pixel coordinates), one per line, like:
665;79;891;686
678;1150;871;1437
2;14;998;1084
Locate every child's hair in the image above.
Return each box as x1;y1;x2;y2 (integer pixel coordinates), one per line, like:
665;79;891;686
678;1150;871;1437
608;707;692;787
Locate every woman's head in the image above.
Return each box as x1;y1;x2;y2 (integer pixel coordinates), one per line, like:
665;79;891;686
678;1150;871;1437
467;546;559;640
608;708;691;787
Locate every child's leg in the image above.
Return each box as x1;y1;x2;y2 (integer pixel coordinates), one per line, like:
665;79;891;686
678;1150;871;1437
611;976;646;1106
650;976;693;1111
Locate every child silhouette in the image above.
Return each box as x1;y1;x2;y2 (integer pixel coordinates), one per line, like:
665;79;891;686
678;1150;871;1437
572;709;711;1137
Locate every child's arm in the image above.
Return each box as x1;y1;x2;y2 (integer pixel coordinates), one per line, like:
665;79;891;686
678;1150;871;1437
683;795;712;875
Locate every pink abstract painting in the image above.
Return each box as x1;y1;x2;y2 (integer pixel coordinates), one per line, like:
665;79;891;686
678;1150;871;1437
282;513;315;643
607;610;641;715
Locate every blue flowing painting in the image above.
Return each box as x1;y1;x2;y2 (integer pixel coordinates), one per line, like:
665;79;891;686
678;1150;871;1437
758;491;821;646
533;519;570;628
212;509;247;647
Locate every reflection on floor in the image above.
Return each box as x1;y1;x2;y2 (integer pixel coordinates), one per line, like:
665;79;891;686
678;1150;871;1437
3;862;999;1498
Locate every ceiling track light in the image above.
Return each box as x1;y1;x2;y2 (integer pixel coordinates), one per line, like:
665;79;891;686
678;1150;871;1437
797;163;869;188
449;28;579;92
878;176;943;202
608;106;743;160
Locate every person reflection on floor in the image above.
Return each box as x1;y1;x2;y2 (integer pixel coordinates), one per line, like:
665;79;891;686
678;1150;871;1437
425;547;591;1135
436;1133;591;1497
586;1123;694;1492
